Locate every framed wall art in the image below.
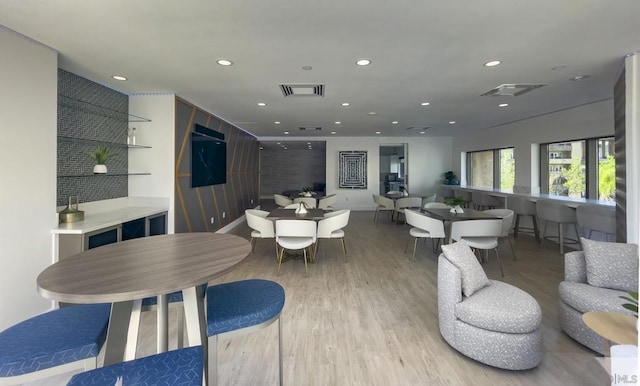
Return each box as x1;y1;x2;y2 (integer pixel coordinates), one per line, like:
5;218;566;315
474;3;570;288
339;151;367;189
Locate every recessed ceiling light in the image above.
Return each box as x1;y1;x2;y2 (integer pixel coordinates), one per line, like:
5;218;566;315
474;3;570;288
356;59;371;66
570;75;590;81
449;121;456;124
302;65;312;70
257;102;267;106
274;121;280;124
216;59;233;66
331;131;336;134
484;60;501;67
341;102;350;107
334;121;341;125
259;147;263;150
307;142;311;144
276;142;281;145
367;112;377;116
283;147;288;150
498;103;509;107
283;131;289;134
420;131;426;134
375;131;381;134
392;121;398;124
420;102;430;106
112;75;127;81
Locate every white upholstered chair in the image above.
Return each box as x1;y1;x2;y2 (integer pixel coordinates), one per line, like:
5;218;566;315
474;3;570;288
315;209;350;261
394;197;422;223
483;209;516;260
423;202;450;210
274;194;293;208
404;209;446;261
318;194;337;210
293;197;317;208
245;209;276;255
373;194;395;223
451;219;505;276
275;220;317;274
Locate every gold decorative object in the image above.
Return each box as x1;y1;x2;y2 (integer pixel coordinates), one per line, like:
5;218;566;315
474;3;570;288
59;196;84;223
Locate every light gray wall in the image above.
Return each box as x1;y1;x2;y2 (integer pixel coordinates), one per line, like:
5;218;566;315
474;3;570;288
0;27;58;330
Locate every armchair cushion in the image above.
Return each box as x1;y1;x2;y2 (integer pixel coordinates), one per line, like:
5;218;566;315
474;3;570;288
559;281;632;314
441;240;490;297
581;238;639;292
455;281;541;334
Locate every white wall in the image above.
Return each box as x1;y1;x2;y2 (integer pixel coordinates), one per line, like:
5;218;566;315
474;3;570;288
0;27;58;330
128;95;176;233
625;54;640;244
325;137;452;210
451;99;614;193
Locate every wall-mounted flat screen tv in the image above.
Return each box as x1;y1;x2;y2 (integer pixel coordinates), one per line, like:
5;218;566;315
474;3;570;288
191;125;226;188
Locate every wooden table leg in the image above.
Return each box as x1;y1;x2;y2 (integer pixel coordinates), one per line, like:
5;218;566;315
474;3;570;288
103;300;134;366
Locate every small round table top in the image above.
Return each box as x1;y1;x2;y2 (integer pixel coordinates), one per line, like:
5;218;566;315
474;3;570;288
38;233;250;304
582;311;638;346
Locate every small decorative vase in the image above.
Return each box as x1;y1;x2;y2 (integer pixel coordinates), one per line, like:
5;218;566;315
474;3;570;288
93;164;107;174
295;203;308;214
449;206;456;213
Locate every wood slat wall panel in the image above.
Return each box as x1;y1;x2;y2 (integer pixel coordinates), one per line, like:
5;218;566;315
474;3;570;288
174;98;258;232
614;68;627;242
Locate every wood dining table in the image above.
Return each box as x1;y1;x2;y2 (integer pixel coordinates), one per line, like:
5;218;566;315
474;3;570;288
422;207;500;243
37;232;250;366
267;208;326;220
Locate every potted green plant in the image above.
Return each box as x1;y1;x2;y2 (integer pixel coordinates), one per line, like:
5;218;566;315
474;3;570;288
443;171;459;185
87;145;115;174
300;186;315;197
620;291;638;317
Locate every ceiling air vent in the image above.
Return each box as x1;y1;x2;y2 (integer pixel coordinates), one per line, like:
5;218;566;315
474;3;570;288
280;84;325;97
480;83;546;97
406;126;430;131
299;127;322;131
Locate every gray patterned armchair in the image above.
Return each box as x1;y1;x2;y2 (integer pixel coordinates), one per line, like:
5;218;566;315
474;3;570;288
437;241;543;370
559;238;638;354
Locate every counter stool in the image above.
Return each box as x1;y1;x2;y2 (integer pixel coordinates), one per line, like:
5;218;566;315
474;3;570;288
472;191;498;210
0;303;110;385
576;204;616;241
68;346;203;385
206;279;285;386
536;199;580;254
507;196;540;242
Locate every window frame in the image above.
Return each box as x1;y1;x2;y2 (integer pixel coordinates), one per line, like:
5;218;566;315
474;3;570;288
465;146;515;190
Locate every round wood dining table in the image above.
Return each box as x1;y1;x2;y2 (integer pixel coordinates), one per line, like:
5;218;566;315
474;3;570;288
37;232;250;366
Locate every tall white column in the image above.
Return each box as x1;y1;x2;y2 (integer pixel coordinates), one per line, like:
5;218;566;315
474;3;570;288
625;54;640;244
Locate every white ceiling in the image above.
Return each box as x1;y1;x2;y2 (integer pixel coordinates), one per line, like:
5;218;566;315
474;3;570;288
1;1;639;138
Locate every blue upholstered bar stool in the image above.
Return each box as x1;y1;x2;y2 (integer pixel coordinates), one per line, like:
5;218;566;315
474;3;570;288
507;195;541;242
0;303;110;385
206;279;285;386
576;204;616;241
536;198;580;254
68;346;203;385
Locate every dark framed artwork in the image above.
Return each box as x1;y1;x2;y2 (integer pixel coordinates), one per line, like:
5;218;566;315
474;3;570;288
339;151;367;189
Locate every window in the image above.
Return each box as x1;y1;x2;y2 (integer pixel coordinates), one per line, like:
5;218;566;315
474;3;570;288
540;137;614;201
466;147;514;190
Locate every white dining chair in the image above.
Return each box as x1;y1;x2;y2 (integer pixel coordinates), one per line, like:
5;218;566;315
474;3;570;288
422;194;437;206
394;197;422;223
274;194;293;208
373;194;395;223
318;194;337;210
245;209;277;256
450;219;504;276
275;219;317;275
283;203;300;209
315;209;350;261
404;209;446;261
293;197;317;208
423;202;450;210
483;209;517;260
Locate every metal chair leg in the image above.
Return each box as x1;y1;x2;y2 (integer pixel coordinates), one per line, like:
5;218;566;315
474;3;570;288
495;248;504;277
507;236;517;260
250;237;256;253
277;247;285;274
341;238;347;261
303;249;308;275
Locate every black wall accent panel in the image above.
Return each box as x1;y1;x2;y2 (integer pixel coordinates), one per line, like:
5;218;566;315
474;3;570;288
260;146;326;196
57;70;129;206
174;97;259;233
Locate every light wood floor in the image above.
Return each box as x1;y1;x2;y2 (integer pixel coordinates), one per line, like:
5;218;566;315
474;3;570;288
32;207;611;386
